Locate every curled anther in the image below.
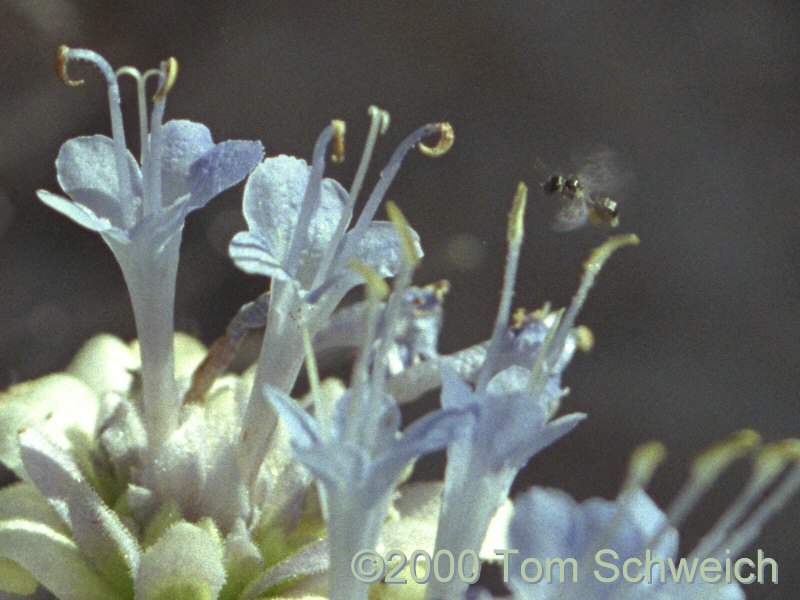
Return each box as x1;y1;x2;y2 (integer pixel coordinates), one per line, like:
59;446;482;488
56;45;84;87
152;56;178;102
418;122;455;157
331;119;346;164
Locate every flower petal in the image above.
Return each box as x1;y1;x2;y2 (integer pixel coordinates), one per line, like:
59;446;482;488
263;385;320;448
389;407;473;465
158;120;215;205
367;408;472;499
37;190;127;237
239;156;346;284
229;231;292;281
134;521;225;600
186;139;265;211
292;444;369;490
54;135;142;228
341;220;422;280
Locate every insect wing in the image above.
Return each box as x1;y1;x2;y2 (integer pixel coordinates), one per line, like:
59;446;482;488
574;146;624;195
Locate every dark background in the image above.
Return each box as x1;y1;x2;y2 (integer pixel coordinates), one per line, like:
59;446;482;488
1;2;799;597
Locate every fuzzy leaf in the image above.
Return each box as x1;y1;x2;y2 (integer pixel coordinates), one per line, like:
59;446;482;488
134;522;225;600
0;519;120;600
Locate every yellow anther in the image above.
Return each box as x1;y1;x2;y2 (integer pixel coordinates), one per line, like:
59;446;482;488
583;233;640;274
507;182;528;244
623;440;667;491
511;307;528;329
691;429;762;485
349;259;389;300
770;438;800;460
331;119;346;164
574;325;594;352
56;45;84;87
418;122;455;157
530;302;552;321
152;57;178;103
385;200;421;268
753;438;800;478
428;279;451;301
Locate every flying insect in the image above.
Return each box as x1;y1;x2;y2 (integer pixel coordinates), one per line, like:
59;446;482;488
539;148;625;232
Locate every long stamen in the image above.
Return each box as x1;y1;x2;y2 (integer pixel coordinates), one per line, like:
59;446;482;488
556;442;667;600
312;107;390;290
667;430;761;528
144;60;176;213
696;439;800;560
350;106;390;203
621;440;668;493
475;182;527;392
644;430;761;556
152;57;178;103
590;442;666;559
350;122;454;239
726;443;800;557
418;122;455;157
56;46;131;198
284;124;335;277
347;260;389;443
527;234;639;396
115;67;149;169
330;119;346;164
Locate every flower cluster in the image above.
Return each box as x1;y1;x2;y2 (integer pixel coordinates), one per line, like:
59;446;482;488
1;48;798;600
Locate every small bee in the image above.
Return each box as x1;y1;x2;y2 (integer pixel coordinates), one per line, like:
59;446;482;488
539;148;624;232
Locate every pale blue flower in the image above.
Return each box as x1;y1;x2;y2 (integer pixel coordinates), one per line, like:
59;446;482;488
488;434;800;600
6;47;799;600
36;47;263;453
266;355;472;600
38;48;263;248
229;154;413;291
312;280;448;375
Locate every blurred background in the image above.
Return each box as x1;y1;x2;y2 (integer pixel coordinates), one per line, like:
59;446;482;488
1;1;799;597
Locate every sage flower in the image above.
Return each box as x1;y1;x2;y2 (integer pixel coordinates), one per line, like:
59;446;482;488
36;47;263;453
1;44;797;600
